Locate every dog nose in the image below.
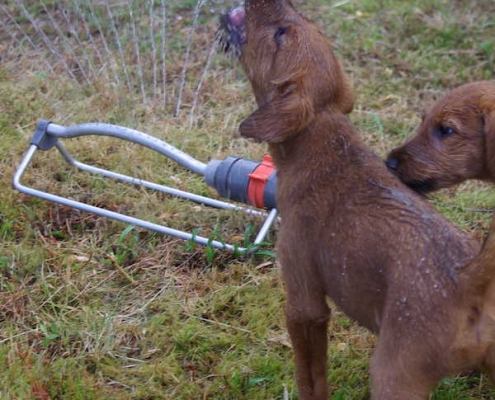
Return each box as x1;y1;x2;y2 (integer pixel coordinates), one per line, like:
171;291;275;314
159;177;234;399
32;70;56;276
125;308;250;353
228;6;245;27
385;156;399;171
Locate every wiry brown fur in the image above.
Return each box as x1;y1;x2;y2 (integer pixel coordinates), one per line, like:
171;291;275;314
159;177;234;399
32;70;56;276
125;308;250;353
219;1;495;399
386;81;495;193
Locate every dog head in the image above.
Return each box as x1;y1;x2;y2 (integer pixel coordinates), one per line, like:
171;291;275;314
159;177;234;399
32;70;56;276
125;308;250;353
386;81;495;193
219;0;354;143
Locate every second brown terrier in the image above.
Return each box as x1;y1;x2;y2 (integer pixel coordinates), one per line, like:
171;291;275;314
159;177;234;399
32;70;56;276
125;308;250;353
387;81;495;391
219;1;490;399
386;81;495;193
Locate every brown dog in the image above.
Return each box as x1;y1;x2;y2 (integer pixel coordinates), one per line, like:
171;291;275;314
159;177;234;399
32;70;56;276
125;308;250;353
386;81;495;391
219;2;489;399
386;81;495;193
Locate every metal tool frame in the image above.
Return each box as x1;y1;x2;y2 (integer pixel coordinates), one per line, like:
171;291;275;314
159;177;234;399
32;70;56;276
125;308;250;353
13;120;278;254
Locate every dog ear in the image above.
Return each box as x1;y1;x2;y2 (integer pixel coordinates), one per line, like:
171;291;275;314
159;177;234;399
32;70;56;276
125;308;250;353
240;80;314;143
484;110;495;177
338;74;354;115
481;95;495;178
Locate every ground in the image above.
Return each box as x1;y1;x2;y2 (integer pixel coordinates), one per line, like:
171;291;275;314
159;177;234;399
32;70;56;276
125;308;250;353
1;0;495;398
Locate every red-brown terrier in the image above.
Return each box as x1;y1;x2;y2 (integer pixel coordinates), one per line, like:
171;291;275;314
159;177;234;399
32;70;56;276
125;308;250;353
387;81;495;193
220;2;489;399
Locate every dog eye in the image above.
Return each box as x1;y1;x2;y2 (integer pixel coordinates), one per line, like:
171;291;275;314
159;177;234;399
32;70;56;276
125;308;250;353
438;125;455;137
274;26;287;45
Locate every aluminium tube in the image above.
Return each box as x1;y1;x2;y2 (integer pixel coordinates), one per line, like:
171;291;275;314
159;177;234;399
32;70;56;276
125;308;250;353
45;122;207;176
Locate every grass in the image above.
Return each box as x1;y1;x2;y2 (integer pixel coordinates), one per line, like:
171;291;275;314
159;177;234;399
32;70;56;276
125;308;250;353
1;0;495;398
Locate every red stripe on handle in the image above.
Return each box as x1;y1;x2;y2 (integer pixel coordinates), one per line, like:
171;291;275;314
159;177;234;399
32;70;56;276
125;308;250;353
247;155;275;208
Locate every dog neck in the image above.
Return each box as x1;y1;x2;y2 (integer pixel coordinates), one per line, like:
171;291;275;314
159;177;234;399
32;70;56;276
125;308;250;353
268;110;365;171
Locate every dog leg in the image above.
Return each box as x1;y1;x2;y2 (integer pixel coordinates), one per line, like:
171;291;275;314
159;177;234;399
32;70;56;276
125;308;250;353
370;327;441;400
482;344;495;382
285;284;330;400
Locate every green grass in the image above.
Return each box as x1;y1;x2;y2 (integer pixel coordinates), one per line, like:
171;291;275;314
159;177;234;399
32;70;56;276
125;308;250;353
2;0;495;399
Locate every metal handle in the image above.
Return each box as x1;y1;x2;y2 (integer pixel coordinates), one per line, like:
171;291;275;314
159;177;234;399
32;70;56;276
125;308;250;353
32;120;207;175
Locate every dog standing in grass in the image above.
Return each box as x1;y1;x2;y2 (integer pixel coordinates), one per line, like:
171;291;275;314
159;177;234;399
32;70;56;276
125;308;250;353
387;80;495;381
218;2;493;399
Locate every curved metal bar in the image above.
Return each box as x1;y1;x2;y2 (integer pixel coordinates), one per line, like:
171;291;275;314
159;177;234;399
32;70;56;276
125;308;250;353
253;208;278;245
12;145;243;252
55;141;267;217
46;122;207;175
